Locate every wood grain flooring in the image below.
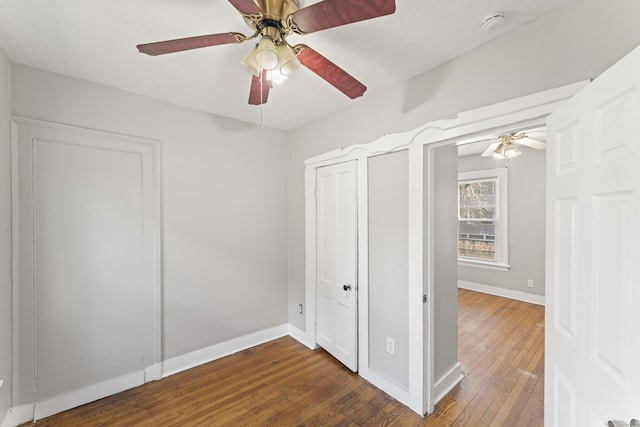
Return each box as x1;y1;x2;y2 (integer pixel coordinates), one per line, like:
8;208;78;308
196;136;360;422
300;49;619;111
24;289;544;426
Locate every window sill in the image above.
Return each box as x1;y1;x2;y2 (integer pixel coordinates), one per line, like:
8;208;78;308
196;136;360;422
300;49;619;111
458;259;511;271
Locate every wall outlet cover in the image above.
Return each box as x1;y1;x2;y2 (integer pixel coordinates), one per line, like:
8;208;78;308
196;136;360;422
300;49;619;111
386;337;395;355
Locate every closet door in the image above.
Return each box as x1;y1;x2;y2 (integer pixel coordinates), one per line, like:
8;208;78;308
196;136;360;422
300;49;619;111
316;161;358;371
14;119;160;419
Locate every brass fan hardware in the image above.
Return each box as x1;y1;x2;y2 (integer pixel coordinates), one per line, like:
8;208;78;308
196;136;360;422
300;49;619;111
136;0;396;105
481;130;546;159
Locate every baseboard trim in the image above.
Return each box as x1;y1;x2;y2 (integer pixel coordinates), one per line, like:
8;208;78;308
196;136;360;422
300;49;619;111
359;366;410;411
458;280;545;306
162;324;289;378
2;404;33;427
288;324;317;350
144;362;162;382
34;371;144;421
5;324;303;425
434;362;463;405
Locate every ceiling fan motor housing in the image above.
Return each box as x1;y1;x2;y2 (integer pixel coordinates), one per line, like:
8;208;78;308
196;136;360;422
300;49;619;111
243;0;300;35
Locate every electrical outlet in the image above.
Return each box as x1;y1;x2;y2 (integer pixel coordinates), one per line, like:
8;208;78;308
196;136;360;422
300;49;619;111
298;304;303;314
386;337;395;355
527;279;534;288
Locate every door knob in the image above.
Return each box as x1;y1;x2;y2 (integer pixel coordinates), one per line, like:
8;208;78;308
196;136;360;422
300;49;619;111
343;284;352;291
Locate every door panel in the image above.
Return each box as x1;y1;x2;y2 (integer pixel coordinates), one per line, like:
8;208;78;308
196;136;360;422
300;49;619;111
14;120;160;418
316;161;357;371
546;45;640;425
34;140;145;399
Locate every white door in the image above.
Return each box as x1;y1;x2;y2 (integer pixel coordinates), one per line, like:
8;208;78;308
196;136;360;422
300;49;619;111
14;120;160;419
546;45;640;426
316;161;358;371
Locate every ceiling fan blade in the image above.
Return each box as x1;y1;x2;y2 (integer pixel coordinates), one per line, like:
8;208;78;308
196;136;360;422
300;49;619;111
290;0;395;34
518;137;546;150
248;71;270;105
137;33;241;56
521;130;546;140
228;0;261;16
295;45;366;99
481;142;500;157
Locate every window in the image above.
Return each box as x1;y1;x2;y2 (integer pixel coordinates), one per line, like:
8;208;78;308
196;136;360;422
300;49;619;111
458;168;509;270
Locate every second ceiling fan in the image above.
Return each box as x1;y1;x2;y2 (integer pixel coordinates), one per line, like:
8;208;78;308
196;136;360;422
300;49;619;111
137;0;396;105
480;130;546;159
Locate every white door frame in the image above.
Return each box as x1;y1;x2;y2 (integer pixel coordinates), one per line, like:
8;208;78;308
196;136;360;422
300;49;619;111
303;81;588;415
10;117;161;421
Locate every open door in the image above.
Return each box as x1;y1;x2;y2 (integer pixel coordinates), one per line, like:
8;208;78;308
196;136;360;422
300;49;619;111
546;45;640;425
316;161;358;372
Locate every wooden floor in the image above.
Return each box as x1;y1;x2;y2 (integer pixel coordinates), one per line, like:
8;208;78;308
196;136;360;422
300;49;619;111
25;289;545;426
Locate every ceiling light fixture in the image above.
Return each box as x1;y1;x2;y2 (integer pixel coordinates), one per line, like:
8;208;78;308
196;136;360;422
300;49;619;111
481;130;547;159
241;24;301;84
491;137;521;159
277;43;301;76
491;141;522;159
255;36;279;70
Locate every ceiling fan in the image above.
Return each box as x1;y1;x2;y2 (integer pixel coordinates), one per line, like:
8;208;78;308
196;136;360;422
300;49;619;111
480;130;546;159
136;0;396;105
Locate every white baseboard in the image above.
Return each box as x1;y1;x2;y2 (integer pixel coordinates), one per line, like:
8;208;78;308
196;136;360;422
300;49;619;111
34;371;144;421
359;366;410;411
144;362;162;382
433;362;463;405
162;323;289;378
458;280;545;306
6;324;289;425
2;404;33;427
288;324;317;350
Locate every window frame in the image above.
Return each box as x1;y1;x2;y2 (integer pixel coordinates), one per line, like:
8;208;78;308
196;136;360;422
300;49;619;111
457;167;510;271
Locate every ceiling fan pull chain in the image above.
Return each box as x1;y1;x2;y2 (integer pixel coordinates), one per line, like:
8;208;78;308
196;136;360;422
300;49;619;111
260;71;264;128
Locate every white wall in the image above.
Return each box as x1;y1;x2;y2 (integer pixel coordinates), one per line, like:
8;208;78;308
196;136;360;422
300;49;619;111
368;151;409;389
0;48;11;425
458;147;546;299
428;145;459;386
288;0;640;331
10;65;289;366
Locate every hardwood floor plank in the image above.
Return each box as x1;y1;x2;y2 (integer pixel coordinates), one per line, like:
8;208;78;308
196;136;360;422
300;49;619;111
24;289;544;426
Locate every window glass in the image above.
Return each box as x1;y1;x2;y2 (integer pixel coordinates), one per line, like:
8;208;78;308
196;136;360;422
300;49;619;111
458;179;497;260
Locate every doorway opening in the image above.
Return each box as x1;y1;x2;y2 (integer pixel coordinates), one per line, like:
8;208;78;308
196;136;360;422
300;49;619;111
449;133;547;421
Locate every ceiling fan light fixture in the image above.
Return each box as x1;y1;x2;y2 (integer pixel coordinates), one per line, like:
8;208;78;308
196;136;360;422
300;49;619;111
256;37;279;70
277;43;301;76
490;139;521;159
269;69;289;84
240;47;261;76
503;144;521;158
491;146;505;159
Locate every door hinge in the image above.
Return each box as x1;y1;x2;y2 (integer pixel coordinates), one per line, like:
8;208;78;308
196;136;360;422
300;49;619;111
423;294;427;303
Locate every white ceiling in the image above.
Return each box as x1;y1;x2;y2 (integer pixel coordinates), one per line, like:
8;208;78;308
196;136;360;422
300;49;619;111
0;0;564;130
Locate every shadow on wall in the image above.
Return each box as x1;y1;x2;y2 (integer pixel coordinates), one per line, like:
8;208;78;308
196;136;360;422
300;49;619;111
401;61;450;115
